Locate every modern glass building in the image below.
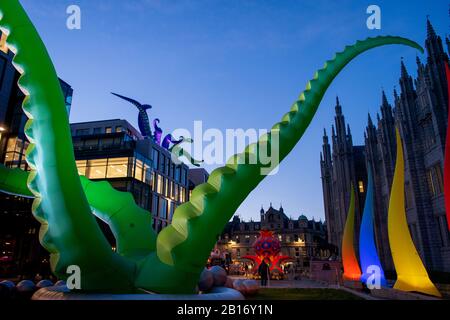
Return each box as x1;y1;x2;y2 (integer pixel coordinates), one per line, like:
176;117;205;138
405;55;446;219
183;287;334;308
70;119;192;233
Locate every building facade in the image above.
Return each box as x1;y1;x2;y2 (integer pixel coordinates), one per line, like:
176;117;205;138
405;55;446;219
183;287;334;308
216;204;333;271
321;20;450;273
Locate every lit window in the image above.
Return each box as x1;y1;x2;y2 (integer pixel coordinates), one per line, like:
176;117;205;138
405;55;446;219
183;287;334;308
76;160;87;176
134;159;143;181
6;137;17;152
115;126;122;133
151;171;157;190
179;186;185;202
169;181;174;199
0;32;8;54
86;159;107;179
107;157;129;178
157;174;163;194
358;181;364;193
174;184;179;202
162;177;167;196
143;163;151;185
105;127;112;134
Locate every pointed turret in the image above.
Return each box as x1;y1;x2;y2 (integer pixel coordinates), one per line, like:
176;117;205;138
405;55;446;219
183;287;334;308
426;17;437;39
323;128;329;144
400;58;409;78
399;58;415;98
335;96;342;115
423;17;449;116
393;87;399;100
368;113;374;127
382;90;389;107
425;17;448;65
334;96;347;147
321;128;332;167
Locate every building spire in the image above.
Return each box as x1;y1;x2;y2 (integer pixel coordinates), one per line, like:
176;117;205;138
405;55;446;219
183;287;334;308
393;86;399;99
426;16;437;39
400;57;409;78
368;113;374;127
416;55;422;66
323;128;329;144
335;95;342;115
382;90;389;106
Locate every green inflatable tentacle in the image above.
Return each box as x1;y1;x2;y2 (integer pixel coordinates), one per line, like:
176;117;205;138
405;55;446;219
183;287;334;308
0;164;33;198
79;176;156;259
153;36;423;290
0;1;135;292
0;164;156;259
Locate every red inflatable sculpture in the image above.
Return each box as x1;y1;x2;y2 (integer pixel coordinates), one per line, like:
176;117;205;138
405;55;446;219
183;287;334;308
243;230;292;274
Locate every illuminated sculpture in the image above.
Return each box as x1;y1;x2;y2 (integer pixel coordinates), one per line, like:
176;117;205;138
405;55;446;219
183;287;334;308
444;62;450;230
341;185;362;281
162;134;183;150
358;167;387;286
0;0;421;294
111;92;200;163
242;230;291;274
111;92;153;138
152;118;163;145
387;128;441;297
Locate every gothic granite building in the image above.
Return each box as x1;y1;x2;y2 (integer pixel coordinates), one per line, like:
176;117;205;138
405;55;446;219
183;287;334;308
321;19;450;273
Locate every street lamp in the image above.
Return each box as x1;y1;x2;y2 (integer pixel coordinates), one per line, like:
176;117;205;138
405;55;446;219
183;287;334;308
0;125;6;143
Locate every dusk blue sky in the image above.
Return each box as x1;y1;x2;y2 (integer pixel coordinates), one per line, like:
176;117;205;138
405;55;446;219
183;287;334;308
20;0;448;221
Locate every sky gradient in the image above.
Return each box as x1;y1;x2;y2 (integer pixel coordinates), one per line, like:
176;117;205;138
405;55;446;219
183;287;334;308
20;0;449;221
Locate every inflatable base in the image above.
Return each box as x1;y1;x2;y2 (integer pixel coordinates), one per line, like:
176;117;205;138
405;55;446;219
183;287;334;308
32;285;245;300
